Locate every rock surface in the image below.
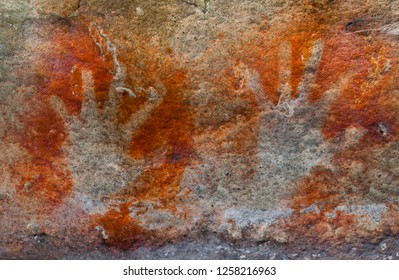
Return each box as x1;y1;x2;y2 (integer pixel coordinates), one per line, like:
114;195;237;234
1;0;399;259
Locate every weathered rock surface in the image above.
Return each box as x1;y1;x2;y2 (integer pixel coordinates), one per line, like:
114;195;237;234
1;0;399;259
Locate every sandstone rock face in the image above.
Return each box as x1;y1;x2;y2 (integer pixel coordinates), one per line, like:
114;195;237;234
1;0;399;259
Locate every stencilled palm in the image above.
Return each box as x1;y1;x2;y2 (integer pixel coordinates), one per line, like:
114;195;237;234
52;25;163;214
238;40;349;209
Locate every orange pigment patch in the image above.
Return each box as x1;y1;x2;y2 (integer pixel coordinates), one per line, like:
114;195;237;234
71;66;83;101
127;164;185;210
190;48;261;153
96;203;154;250
18;102;66;160
309;33;370;102
287;165;358;242
232;8;329;104
129;70;195;163
12;100;72;210
291;167;342;213
321;45;399;145
13;161;72;208
94;163;187;249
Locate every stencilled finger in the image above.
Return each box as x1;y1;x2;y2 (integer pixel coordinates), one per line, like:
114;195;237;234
247;68;273;112
50;95;73;125
297;39;323;99
277;42;292;105
80;69;99;122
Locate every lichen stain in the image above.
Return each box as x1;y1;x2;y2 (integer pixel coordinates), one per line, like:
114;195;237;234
19;104;66;161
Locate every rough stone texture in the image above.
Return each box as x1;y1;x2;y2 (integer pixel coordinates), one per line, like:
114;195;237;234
1;0;399;259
